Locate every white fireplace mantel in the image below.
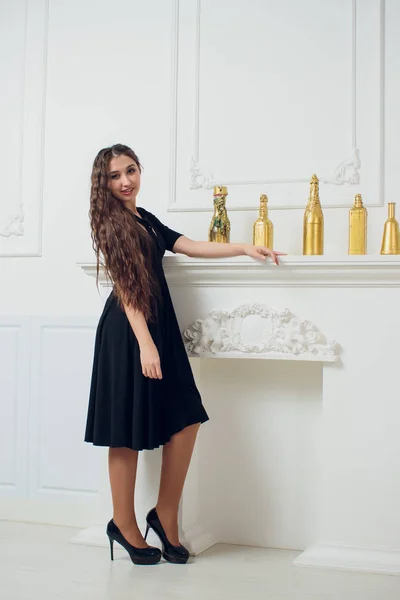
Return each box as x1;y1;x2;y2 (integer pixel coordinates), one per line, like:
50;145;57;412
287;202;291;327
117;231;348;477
77;255;400;575
79;255;400;289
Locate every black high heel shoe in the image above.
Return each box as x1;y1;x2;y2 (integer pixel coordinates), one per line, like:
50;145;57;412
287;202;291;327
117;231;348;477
144;507;190;564
106;519;161;565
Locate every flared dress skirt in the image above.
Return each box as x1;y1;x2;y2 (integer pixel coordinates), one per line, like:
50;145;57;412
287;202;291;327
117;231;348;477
84;207;209;451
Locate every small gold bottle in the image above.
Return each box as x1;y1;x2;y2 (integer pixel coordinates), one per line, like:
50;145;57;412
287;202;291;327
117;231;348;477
303;174;324;255
253;194;273;248
208;186;230;243
348;194;367;254
380;202;400;255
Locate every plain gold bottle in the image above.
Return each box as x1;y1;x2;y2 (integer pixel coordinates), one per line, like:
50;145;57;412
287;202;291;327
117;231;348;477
380;202;400;255
253;194;273;248
348;194;367;254
303;174;324;255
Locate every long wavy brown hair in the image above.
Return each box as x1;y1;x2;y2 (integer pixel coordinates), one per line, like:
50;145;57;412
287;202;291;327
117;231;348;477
89;144;160;321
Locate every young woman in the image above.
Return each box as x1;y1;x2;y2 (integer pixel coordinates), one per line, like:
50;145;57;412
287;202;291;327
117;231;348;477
84;144;283;566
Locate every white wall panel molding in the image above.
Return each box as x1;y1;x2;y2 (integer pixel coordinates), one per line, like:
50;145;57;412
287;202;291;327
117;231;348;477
0;326;19;492
28;319;99;500
168;0;384;212
0;319;31;498
0;316;100;519
0;0;49;256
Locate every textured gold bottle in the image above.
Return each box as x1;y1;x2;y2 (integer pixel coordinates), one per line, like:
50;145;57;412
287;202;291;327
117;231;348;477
303;174;324;255
253;194;273;248
348;194;367;254
208;186;230;243
380;202;400;255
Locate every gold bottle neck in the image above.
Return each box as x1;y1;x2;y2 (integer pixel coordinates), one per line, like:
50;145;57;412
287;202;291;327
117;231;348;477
259;195;268;219
354;194;364;209
306;175;322;210
388;202;396;219
213;198;227;218
309;181;320;203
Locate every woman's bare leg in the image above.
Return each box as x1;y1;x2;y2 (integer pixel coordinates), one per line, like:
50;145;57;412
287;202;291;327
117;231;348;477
156;423;201;545
108;447;148;548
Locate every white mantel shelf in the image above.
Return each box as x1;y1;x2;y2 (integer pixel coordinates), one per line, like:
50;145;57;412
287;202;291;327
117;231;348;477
79;255;400;288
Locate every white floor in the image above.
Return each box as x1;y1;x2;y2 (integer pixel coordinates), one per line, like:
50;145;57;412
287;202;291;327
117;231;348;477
1;521;400;600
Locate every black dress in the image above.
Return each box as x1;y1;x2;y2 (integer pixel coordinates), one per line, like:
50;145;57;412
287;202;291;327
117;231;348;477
84;207;209;451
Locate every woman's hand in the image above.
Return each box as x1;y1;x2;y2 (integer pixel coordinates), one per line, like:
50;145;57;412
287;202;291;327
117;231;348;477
243;245;286;265
140;341;163;379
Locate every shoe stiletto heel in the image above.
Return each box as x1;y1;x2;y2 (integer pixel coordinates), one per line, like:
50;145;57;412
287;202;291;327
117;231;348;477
144;523;150;541
106;519;161;565
145;507;190;564
108;535;114;561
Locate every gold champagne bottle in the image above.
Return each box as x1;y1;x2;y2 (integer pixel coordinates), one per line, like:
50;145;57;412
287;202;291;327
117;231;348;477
303;174;324;255
208;186;230;243
348;194;367;254
253;194;273;248
380;202;400;255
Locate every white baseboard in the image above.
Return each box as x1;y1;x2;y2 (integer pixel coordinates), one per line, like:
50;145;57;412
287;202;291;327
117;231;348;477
1;498;96;529
70;520;217;557
70;524;108;547
182;520;217;556
293;543;400;575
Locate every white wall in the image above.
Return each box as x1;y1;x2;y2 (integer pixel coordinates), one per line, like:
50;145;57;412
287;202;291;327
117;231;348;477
1;0;400;552
1;0;399;314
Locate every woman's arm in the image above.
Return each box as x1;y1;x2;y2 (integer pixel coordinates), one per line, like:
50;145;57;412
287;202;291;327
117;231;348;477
123;302;162;379
172;237;284;265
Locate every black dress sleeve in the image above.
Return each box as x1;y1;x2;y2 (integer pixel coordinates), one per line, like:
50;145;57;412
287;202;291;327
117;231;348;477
144;210;183;253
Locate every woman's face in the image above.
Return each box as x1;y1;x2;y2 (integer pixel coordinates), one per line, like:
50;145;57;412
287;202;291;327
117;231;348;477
107;154;141;205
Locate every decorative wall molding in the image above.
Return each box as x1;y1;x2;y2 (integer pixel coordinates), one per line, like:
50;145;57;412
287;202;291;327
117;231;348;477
326;147;361;186
1;208;25;238
189;157;216;190
183;303;340;362
0;319;31;499
0;0;48;256
189;146;361;191
1;315;101;528
188;1;361;191
0;325;21;492
28;321;99;498
168;0;384;212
